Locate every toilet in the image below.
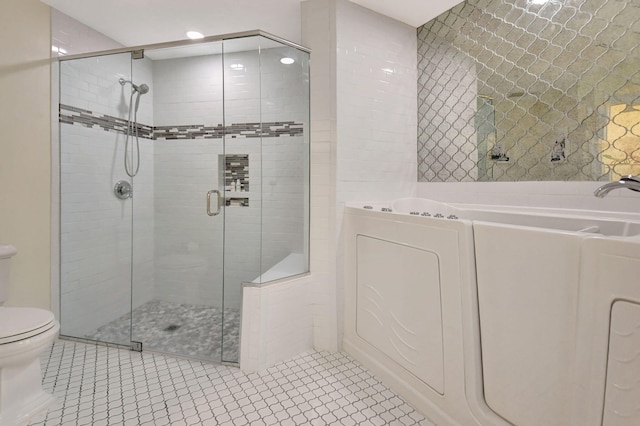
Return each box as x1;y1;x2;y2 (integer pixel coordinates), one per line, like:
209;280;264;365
0;244;59;425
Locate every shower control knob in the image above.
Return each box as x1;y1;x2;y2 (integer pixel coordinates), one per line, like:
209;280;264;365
114;180;133;199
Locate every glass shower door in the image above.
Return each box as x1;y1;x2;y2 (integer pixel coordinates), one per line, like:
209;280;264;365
130;41;227;361
59;52;135;346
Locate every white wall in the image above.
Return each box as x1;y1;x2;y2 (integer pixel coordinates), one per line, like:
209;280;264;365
302;0;418;351
0;0;51;308
336;0;417;204
302;0;339;351
51;8;123;56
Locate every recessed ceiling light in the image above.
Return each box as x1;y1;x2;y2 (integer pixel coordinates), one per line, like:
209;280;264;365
186;31;204;40
280;57;295;65
230;63;244;70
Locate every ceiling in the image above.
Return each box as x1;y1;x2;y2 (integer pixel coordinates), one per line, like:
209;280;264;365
40;0;464;47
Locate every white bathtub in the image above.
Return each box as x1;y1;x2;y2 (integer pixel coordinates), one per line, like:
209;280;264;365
343;199;640;426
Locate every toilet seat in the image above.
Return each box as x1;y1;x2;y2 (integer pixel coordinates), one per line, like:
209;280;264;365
0;307;56;344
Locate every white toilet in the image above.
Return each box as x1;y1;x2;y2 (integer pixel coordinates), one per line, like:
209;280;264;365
0;244;59;425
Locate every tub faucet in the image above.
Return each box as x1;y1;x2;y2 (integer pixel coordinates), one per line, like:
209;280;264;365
594;175;640;198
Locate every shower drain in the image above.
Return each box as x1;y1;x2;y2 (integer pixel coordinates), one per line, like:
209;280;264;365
164;324;181;332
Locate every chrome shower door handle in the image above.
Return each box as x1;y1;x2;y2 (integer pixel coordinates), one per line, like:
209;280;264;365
206;190;221;216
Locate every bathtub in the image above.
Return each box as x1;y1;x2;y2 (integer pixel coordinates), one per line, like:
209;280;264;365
343;198;640;426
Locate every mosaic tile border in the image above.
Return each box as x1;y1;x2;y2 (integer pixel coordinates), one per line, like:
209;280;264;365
60;104;154;138
60;104;304;140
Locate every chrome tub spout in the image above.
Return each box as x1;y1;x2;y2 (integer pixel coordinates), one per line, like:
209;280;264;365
594;175;640;198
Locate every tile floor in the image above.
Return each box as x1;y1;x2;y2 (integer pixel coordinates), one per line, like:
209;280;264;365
28;339;435;426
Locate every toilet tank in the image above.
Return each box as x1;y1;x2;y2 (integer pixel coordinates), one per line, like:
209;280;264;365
0;244;17;304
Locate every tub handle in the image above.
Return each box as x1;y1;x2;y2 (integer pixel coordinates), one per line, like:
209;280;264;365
206;190;221;216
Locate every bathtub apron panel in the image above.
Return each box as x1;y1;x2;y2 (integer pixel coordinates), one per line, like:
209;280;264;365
343;207;489;425
355;235;444;394
474;222;583;426
604;300;640;426
573;237;640;426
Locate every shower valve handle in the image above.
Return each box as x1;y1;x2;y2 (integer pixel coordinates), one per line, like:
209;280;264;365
114;180;133;199
206;190;221;216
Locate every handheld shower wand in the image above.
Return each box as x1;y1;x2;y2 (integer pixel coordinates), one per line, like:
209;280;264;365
119;78;149;177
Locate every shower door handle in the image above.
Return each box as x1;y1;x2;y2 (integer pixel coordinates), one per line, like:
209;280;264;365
206;190;221;216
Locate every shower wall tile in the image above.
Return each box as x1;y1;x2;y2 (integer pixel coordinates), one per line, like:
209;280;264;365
150;49;308;311
258;47;311;125
152;139;225;307
152;55;223;126
132;139;156;310
59;124;155;338
60;53;154;125
133;58;155;126
152;133;259;307
151;134;306;308
260;137;308;273
59;47;156;339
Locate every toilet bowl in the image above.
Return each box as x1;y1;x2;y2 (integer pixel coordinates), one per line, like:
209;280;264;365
0;244;59;425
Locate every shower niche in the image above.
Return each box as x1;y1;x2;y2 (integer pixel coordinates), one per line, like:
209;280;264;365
57;32;310;364
222;154;250;206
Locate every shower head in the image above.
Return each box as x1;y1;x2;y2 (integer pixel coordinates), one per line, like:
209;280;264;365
137;83;149;94
119;78;149;94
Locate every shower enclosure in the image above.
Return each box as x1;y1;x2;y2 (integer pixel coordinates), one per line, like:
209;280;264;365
57;32;310;364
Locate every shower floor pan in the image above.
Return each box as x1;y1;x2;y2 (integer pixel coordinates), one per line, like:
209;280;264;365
83;300;240;362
